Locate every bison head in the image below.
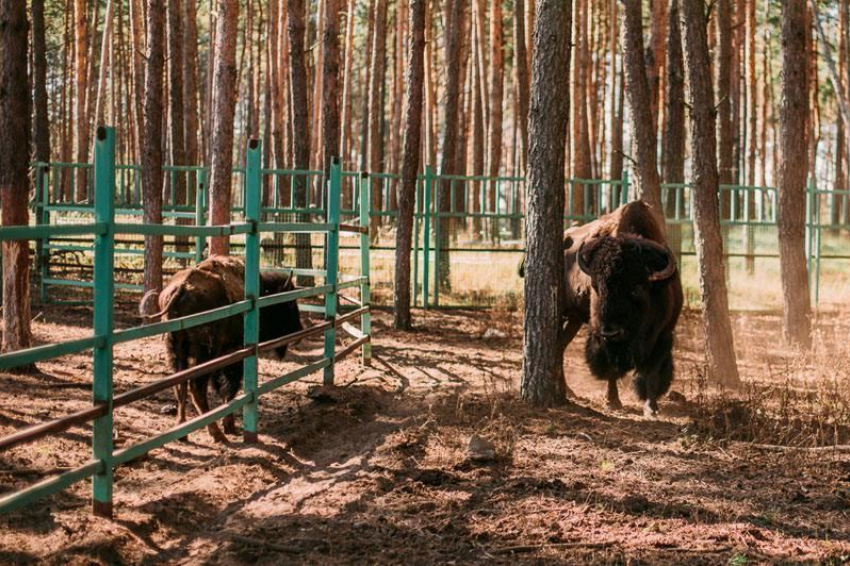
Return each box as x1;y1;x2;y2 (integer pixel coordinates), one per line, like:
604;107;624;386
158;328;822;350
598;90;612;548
578;235;677;373
259;271;304;359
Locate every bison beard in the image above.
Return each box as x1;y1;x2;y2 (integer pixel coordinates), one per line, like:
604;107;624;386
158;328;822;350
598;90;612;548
151;256;303;442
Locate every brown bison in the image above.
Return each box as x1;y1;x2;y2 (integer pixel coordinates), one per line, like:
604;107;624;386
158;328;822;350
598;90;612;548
145;256;303;442
521;201;683;415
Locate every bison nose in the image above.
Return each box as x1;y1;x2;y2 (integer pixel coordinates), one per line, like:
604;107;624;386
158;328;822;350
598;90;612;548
600;324;625;341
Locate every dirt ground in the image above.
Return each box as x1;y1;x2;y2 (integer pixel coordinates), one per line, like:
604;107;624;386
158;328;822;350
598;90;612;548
2;300;850;564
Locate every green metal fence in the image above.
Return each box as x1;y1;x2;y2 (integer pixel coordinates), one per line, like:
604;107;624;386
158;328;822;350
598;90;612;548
0;127;372;517
23;151;850;311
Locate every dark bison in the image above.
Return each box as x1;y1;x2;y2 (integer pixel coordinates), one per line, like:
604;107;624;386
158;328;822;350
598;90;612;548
521;201;683;415
144;255;303;442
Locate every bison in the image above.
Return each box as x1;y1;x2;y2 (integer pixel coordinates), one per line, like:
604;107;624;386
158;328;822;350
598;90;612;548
521;201;683;415
144;255;303;442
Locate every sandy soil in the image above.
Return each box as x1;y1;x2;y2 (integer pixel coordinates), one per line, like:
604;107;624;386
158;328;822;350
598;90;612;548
1;301;850;564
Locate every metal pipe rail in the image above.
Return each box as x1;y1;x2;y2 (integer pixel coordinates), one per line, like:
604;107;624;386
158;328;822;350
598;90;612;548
0;129;373;518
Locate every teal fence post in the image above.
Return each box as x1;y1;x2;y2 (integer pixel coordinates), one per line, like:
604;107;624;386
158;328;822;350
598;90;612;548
412;177;420;307
92;126;116;518
621;169;630;206
805;180;813;289
195;170;206;264
243;139;262;443
422;166;433;309
324;158;342;385
36;164;49;303
359;169;372;366
434;169;441;307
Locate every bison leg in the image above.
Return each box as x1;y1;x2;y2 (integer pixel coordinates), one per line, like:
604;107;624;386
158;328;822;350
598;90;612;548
187;376;229;444
606;380;623;410
559;317;584;398
215;366;242;436
634;333;675;417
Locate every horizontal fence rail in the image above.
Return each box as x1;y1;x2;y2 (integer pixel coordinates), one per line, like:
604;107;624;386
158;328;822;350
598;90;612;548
0;127;372;517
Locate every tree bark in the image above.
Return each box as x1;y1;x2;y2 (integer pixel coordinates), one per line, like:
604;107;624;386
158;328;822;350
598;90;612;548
142;0;166;311
680;0;741;386
0;0;34;366
32;0;50;163
663;0;685;187
777;0;812;348
513;0;530;172
437;0;466;288
394;0;426;330
183;0;201;172
340;0;357;169
322;0;341;177
609;0;624;181
168;0;186;175
648;0;668;131
368;0;389;234
208;0;239;257
621;0;664;217
287;0;314;283
488;0;505;233
74;0;89;200
129;0;145;164
717;0;734;191
521;0;572;407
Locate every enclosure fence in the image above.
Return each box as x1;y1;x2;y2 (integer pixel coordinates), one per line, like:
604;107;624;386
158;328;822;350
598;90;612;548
0;127;372;517
21;147;850;311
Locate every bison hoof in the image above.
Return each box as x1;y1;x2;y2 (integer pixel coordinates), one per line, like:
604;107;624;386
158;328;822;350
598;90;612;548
606;398;624;411
643;401;659;418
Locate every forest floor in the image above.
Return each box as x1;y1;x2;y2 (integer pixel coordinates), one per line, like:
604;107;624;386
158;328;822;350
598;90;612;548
2;300;850;564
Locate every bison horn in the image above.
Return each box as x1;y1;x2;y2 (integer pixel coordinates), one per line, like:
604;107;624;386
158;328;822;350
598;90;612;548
576;238;599;275
643;241;677;282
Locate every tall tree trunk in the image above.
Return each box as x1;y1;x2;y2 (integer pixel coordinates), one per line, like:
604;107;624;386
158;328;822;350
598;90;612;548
142;0;166;312
437;0;465;289
340;0;357;169
717;0;734;223
471;13;485;238
168;0;186;174
680;0;741;386
359;0;376;171
394;0;426;330
287;0;314;282
488;0;505;239
777;0;812;348
129;0;145;164
621;0;664;216
208;0;239;256
32;0;50;163
571;0;591;213
368;0;389;234
663;0;684;255
75;0;89;199
322;0;341;177
183;0;201;170
513;0;530;172
647;0;668;131
522;0;572;407
609;0;624;181
1;0;34;366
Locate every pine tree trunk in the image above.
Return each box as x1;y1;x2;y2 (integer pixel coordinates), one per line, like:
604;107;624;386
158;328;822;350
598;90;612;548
208;0;239;257
777;0;811;348
680;0;742;386
340;0;357;170
75;0;89;199
521;0;572;407
837;0;848;224
183;0;200;170
647;0;668;130
32;0;50;163
777;0;812;348
437;0;465;289
368;0;389;235
471;15;485;238
322;0;341;177
1;0;34;367
609;0;624;181
394;0;426;330
717;0;734;199
168;0;186;174
488;0;505;240
129;0;145;165
287;0;314;283
663;0;684;255
142;0;165;311
513;0;529;172
621;0;664;216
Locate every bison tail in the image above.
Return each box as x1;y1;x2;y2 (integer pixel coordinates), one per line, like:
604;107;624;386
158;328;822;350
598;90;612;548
139;290;162;320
